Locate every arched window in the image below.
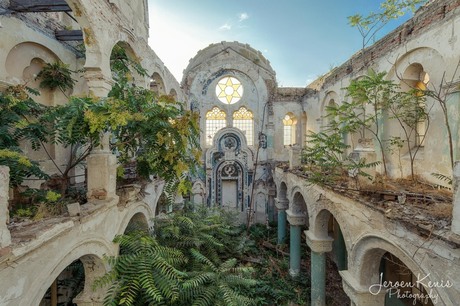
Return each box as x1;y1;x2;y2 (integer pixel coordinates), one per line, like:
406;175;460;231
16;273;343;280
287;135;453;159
283;113;297;146
206;107;226;146
401;64;430;147
233;107;253;146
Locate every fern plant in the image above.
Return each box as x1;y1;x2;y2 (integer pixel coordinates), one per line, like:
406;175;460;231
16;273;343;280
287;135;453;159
97;208;258;306
94;231;187;306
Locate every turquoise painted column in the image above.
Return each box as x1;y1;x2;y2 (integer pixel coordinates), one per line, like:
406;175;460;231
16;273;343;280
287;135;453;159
289;224;301;276
305;230;333;306
287;210;307;277
278;210;287;244
275;198;289;244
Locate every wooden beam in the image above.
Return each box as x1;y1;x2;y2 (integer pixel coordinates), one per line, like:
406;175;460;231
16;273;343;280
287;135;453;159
9;0;71;12
55;30;83;41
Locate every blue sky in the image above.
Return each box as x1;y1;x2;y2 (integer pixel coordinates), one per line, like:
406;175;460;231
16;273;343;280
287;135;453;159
147;1;417;87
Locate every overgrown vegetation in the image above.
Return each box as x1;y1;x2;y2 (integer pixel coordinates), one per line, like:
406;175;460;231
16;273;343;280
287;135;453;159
0;44;200;220
301;68;450;191
95;206;318;306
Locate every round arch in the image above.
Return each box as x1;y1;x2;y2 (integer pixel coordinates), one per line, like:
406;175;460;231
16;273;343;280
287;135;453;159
289;189;310;227
278;181;288;200
350;235;444;303
388;47;445;86
27;237;115;305
117;202;153;235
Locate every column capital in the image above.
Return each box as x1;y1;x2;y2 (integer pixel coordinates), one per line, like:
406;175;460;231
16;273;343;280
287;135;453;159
339;270;386;306
275;197;289;210
286;209;307;226
305;230;333;253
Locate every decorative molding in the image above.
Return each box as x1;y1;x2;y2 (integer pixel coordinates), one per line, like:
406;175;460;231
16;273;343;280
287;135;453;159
275;197;289;210
286;209;307;226
305;230;333;253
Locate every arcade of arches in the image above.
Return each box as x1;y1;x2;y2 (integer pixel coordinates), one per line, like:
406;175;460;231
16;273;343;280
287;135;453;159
0;0;460;305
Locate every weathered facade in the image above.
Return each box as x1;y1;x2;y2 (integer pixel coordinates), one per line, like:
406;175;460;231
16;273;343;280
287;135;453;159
1;0;460;305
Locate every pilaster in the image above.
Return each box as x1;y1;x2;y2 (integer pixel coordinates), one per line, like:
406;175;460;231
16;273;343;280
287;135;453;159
86;133;117;202
289;145;301;170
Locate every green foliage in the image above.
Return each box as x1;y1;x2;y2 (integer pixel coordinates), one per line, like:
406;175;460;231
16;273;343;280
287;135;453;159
386;84;430;180
97;207;258;306
107;57;200;195
110;44;147;80
35;61;77;92
302;69;435;186
302;131;349;186
94;231;187;306
348;0;427;48
0;85;50;186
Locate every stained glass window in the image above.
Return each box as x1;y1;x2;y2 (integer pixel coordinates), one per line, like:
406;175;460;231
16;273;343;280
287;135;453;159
233;107;253;146
206;107;227;146
215;76;243;104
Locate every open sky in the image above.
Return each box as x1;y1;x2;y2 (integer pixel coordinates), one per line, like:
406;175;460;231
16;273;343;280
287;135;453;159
147;1;418;87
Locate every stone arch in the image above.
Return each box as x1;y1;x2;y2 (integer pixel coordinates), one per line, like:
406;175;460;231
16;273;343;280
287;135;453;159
191;180;206;205
351;234;443;304
278;181;288;200
110;41;144;85
169;88;178;100
321;91;339;124
123;212;149;233
5;42;59;80
388;47;445;86
150;71;166;95
28;238;114;305
5;42;60;163
254;191;267;223
117;203;153;235
289;188;310;227
312;208;349;270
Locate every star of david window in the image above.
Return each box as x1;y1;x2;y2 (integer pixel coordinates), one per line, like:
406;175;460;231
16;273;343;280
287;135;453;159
215;76;243;104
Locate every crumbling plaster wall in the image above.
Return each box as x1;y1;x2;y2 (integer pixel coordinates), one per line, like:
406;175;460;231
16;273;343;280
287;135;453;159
275;168;460;305
0;196;157;305
0;0;180;304
301;0;460;183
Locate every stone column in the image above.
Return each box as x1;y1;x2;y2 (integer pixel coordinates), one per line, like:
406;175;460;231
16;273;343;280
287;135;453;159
84;67;113;98
267;186;276;223
289;144;301;169
86;133;117;202
287;210;307;277
275;198;289;244
452;162;460;235
340;270;386;306
0;166;11;249
305;230;333;306
73;255;107;306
